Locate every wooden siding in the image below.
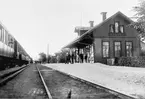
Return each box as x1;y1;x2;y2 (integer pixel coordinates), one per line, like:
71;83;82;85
92;14;141;63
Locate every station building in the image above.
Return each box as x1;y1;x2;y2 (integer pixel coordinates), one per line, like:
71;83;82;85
63;11;145;64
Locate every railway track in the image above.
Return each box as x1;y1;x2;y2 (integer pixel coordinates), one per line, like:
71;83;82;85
36;64;52;99
0;65;28;86
37;64;136;99
54;69;136;99
0;64;47;98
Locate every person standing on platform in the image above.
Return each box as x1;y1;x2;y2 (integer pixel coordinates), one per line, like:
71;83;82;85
71;53;74;64
79;53;83;63
65;53;68;64
67;53;71;64
85;53;88;63
74;53;76;63
78;54;81;63
76;54;79;63
66;53;70;64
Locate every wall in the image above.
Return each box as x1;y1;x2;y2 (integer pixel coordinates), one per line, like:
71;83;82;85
92;14;141;63
93;38;102;62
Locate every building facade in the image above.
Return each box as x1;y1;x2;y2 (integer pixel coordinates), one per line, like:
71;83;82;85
63;11;143;64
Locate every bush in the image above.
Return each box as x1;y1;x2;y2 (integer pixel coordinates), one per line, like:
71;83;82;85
118;56;145;67
131;56;145;67
118;56;132;66
140;51;145;56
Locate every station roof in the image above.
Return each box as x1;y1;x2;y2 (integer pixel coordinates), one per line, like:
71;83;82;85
62;11;134;49
74;26;91;33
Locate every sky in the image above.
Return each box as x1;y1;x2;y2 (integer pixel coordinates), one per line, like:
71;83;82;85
0;0;139;60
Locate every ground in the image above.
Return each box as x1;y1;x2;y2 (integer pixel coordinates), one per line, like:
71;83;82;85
43;63;145;99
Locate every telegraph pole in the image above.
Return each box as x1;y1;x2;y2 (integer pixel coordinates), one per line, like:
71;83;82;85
47;43;49;63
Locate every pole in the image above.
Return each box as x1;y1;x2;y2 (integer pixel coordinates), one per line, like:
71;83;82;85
47;43;49;63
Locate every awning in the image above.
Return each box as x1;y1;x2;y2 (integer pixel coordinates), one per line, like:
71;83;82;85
63;32;93;49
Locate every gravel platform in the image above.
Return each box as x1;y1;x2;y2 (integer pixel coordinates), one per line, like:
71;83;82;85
38;65;122;99
0;64;47;99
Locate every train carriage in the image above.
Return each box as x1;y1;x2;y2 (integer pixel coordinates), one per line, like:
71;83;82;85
0;22;31;70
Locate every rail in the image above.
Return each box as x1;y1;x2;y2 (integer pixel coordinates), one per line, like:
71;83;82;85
0;65;28;86
49;67;136;99
36;65;52;99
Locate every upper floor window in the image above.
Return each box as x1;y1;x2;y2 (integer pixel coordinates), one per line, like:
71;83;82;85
109;21;124;33
102;41;109;57
120;25;124;33
110;24;114;33
115;22;119;33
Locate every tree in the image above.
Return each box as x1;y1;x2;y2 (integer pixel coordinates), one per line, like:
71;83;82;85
39;52;47;63
55;49;69;63
133;0;145;22
130;0;145;41
46;54;57;63
47;54;51;63
49;55;57;63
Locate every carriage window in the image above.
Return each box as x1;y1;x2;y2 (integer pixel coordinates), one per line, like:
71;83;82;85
2;29;4;42
0;29;2;41
3;29;5;43
102;41;109;57
8;34;10;46
10;38;13;48
126;42;132;57
5;32;7;45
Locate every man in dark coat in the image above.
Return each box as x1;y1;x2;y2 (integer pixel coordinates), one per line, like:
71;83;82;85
67;53;71;64
79;53;83;63
65;53;68;64
71;53;74;64
85;54;88;63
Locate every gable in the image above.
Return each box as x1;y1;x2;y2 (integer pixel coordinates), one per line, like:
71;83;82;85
93;12;138;38
63;11;139;49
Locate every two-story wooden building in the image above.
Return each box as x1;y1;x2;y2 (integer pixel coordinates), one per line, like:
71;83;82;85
63;11;143;64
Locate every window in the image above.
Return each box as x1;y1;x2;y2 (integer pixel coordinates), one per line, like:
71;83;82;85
8;34;10;46
6;31;9;45
5;31;7;45
0;29;1;41
2;28;4;42
126;42;132;57
3;29;5;43
10;38;14;48
115;22;119;33
102;41;109;57
114;42;121;57
120;25;124;33
109;24;114;33
109;21;125;34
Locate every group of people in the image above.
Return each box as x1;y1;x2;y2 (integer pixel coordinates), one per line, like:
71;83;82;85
65;52;88;64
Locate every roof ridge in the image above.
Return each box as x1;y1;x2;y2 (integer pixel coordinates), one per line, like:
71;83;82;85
80;11;134;37
63;11;134;48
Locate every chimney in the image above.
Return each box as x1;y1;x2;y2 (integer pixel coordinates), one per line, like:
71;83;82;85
89;21;94;27
101;12;107;21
